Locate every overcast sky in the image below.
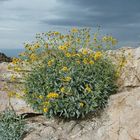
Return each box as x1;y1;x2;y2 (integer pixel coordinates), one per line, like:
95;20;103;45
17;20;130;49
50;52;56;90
0;0;140;49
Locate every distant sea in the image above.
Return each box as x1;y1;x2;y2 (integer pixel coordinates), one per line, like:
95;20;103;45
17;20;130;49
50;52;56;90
0;49;24;57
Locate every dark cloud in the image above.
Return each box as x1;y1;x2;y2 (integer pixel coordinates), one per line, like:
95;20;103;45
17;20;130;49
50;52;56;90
43;0;140;28
0;0;140;50
41;0;140;47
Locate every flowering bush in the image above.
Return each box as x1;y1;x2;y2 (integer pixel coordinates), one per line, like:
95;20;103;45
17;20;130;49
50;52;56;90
9;28;118;118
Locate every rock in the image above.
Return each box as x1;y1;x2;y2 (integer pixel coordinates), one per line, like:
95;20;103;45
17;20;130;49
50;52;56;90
0;52;12;63
101;87;140;140
0;90;9;112
0;62;34;114
1;47;140;140
0;63;11;112
133;47;140;59
9;97;34;114
108;47;140;91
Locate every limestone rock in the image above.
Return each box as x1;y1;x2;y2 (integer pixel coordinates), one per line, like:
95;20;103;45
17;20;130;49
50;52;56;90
1;47;140;140
0;62;34;114
99;87;140;140
108;47;140;91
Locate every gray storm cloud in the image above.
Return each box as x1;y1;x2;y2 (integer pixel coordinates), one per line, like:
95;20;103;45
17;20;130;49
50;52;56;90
0;0;140;49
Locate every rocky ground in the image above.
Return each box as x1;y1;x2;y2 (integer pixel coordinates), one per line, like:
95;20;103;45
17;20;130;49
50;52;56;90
0;47;140;140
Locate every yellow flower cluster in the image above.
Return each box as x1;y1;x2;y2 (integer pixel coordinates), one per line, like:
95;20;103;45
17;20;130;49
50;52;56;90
79;102;84;107
43;108;48;113
12;58;20;64
47;92;59;99
94;51;102;60
48;59;54;67
58;45;68;51
102;36;118;45
60;87;65;93
30;54;37;61
39;95;43;99
42;101;50;113
81;49;88;55
71;28;78;33
63;76;72;82
8;91;16;97
83;58;94;65
61;66;68;72
89;60;94;65
25;43;40;52
83;58;88;64
43;101;50;106
34;43;40;49
14;67;22;72
65;52;72;57
85;84;92;93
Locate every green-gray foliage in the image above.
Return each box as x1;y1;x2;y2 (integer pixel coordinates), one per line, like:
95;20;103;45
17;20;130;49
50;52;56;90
0;109;25;140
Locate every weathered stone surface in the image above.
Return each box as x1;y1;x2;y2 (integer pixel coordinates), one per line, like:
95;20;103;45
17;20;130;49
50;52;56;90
97;87;140;140
0;63;11;112
0;62;34;114
1;47;140;140
108;47;140;91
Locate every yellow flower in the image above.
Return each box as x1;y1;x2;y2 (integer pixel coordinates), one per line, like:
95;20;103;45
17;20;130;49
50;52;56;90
83;58;88;64
79;102;84;107
23;89;27;94
94;51;102;60
119;60;127;67
85;84;92;93
30;54;37;61
71;28;78;33
58;45;67;51
81;49;88;55
48;59;54;67
65;52;72;57
59;35;64;39
28;46;35;51
115;70;120;77
64;42;70;47
8;91;16;97
34;42;40;49
112;39;117;45
14;67;21;72
8;64;12;70
54;31;60;35
43;101;50;106
39;95;43;99
89;60;94;65
63;76;72;82
61;66;68;72
16;94;22;99
47;92;59;99
60;87;65;93
43;108;48;113
12;58;20;64
10;75;16;81
75;53;81;57
102;36;108;42
76;38;81;43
